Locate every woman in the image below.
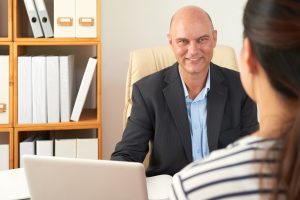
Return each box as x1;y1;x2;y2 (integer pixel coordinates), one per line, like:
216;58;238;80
169;0;300;199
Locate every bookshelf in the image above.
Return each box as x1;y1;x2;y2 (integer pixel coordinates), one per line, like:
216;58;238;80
0;0;102;168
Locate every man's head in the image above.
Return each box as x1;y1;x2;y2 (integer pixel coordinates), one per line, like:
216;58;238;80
168;6;217;77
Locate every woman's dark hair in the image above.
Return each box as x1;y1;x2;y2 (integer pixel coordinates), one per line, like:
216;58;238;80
243;0;300;199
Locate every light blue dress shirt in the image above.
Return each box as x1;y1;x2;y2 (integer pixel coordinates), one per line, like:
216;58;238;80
180;68;210;161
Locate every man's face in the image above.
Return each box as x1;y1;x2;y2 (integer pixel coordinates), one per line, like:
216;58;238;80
168;15;217;76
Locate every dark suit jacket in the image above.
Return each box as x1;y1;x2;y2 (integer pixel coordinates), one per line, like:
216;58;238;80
111;63;259;177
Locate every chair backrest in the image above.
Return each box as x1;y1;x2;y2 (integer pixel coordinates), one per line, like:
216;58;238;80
124;44;238;126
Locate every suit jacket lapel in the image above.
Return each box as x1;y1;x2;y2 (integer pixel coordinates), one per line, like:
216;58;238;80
207;64;228;151
163;64;193;163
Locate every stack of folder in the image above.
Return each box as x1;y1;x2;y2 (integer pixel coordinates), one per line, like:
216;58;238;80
18;56;97;124
19;133;98;168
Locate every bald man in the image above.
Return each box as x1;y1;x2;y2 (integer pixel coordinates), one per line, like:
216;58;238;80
111;6;259;177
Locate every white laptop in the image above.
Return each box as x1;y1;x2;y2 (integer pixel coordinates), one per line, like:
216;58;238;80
23;155;148;200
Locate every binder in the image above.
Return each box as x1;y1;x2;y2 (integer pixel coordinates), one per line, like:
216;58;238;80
71;57;97;121
54;0;76;37
76;0;97;38
59;55;75;122
18;56;33;124
32;56;47;124
0;144;9;170
23;0;44;38
33;0;54;38
19;135;36;168
46;56;60;123
76;138;98;159
55;138;77;158
36;139;54;156
0;56;9;124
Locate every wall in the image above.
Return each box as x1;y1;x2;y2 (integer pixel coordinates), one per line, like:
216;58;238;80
101;0;247;159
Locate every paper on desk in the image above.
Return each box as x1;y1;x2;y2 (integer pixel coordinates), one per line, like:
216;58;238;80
146;174;172;200
0;168;30;200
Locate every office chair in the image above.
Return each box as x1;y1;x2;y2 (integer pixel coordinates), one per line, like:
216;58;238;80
124;44;238;166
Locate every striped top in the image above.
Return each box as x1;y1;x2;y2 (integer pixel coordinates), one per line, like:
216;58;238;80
169;135;286;200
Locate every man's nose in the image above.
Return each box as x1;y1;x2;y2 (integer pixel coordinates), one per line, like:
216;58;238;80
188;42;200;55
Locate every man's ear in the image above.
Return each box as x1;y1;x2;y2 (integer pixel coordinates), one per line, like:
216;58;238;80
212;30;217;47
242;38;258;74
167;34;172;45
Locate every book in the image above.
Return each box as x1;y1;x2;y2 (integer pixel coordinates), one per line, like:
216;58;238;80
146;174;173;200
18;56;33;124
59;55;75;122
71;57;97;121
32;56;47;124
46;56;60;123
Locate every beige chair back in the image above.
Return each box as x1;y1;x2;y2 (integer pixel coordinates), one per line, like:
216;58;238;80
124;45;238;126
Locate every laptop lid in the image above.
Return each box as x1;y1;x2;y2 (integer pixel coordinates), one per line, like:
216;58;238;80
23;155;148;200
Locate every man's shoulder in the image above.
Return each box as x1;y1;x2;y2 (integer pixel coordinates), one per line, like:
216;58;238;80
211;63;239;78
135;63;178;86
210;63;242;86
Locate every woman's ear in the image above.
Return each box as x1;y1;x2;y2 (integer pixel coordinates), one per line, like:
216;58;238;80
241;38;258;74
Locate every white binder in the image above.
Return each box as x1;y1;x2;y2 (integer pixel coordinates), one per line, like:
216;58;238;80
23;0;44;38
33;0;54;38
0;144;9;170
32;56;47;124
19;135;36;168
71;58;97;122
54;0;76;37
55;138;77;158
76;138;98;159
0;56;9;124
76;0;97;38
36;139;54;156
46;56;60;123
18;56;33;124
59;55;75;122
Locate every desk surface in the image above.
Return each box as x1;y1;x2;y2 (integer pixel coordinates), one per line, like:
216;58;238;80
0;168;170;200
0;168;30;200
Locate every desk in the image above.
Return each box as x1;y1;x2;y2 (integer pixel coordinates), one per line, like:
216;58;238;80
0;168;30;200
0;168;170;200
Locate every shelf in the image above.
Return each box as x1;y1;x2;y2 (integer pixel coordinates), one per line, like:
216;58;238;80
0;38;11;42
14;38;100;43
16;109;99;129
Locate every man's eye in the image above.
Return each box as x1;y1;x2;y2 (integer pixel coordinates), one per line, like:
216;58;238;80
178;40;187;45
198;38;208;43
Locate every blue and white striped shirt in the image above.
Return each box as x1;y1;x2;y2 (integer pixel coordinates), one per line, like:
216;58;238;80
169;135;285;200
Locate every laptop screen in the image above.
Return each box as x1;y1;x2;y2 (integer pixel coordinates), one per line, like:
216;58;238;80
23;155;148;200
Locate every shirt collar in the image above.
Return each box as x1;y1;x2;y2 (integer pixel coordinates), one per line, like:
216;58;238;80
180;65;211;100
